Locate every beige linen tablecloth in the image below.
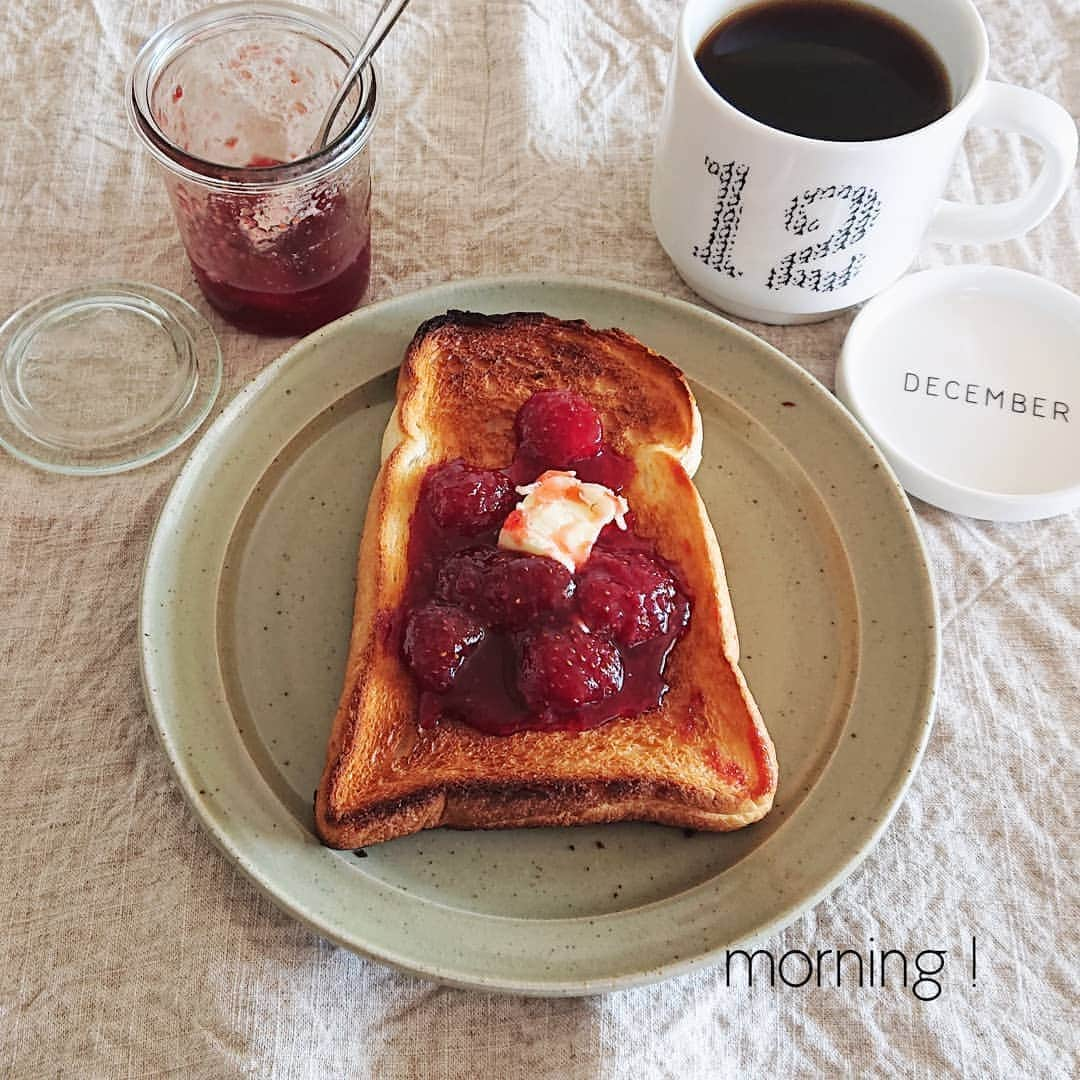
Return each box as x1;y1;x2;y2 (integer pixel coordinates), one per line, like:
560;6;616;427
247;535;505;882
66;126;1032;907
1;1;1077;1076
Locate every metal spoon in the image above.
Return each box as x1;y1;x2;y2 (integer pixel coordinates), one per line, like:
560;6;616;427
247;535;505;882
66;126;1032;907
311;0;411;152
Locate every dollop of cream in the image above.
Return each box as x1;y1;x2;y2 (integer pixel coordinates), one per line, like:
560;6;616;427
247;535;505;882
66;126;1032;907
497;470;628;572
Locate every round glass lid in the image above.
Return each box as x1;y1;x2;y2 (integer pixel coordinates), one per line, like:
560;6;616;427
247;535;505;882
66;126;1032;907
0;282;222;475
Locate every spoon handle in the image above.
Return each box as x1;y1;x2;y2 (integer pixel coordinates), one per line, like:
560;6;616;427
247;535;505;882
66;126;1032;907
312;0;412;152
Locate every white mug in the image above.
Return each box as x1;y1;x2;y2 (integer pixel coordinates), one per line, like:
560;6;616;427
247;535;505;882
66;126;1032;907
650;0;1078;324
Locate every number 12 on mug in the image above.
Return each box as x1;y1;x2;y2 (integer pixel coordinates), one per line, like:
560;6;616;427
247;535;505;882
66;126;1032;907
693;157;883;295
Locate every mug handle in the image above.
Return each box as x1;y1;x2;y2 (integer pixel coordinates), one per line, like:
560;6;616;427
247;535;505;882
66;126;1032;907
925;81;1077;245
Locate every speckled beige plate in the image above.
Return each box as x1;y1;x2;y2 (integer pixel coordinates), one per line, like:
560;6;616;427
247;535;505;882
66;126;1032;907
140;275;938;994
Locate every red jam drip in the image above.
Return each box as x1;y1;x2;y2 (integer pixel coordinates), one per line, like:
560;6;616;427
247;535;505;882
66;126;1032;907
399;436;692;736
419;606;685;734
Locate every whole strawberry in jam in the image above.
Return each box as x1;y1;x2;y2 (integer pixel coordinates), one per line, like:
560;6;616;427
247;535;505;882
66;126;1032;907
515;390;603;468
422;460;516;533
436;548;574;630
482;551;575;630
434;546;502;615
403;603;485;692
576;549;685;647
518;624;624;711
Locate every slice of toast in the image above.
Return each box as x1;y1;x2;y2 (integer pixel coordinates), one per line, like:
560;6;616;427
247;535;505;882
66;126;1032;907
315;311;777;848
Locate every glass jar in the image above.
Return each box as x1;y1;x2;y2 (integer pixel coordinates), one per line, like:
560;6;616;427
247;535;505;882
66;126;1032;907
127;2;378;335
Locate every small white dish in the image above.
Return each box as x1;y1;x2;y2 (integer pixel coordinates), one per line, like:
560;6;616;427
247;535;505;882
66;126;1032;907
837;266;1080;522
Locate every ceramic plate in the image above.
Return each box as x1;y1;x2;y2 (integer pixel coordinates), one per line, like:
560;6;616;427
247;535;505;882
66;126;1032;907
140;276;938;994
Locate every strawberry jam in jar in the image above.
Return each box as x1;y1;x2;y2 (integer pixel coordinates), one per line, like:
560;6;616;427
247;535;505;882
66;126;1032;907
128;3;377;335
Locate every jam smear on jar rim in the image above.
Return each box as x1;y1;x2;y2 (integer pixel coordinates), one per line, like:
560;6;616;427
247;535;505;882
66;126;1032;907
398;390;693;736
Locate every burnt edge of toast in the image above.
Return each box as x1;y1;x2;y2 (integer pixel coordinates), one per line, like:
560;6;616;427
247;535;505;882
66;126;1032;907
317;774;767;846
411;309;591;339
324;776;732;822
405;310;692;390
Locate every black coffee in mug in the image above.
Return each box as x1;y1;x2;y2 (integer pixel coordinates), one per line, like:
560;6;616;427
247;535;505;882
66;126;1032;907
694;0;952;141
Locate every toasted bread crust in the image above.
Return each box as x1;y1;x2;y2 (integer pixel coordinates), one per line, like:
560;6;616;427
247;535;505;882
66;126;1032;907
315;312;777;848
